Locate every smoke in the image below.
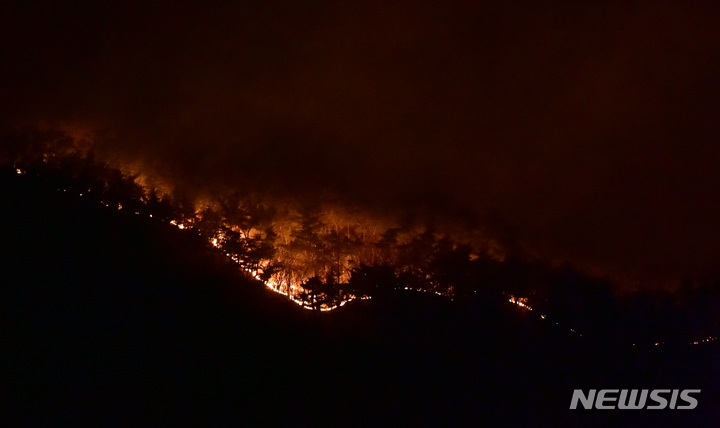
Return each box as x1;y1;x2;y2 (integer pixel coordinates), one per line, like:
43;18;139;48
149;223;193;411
3;1;720;285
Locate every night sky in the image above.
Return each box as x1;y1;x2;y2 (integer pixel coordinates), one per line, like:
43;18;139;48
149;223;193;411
3;1;720;286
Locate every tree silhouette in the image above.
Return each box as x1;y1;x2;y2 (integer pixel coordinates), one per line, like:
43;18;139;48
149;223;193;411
348;264;399;299
429;241;475;298
299;276;335;311
143;189;176;222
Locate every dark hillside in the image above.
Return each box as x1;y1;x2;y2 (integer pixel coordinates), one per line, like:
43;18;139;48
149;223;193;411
1;170;306;424
2;170;718;426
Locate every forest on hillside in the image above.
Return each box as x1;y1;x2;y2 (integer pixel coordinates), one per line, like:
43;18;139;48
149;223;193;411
2;126;719;346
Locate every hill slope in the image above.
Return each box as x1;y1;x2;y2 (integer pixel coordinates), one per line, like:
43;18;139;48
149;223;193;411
2;170;718;426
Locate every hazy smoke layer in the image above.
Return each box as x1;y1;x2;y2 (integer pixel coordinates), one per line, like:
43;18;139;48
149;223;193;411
3;1;720;285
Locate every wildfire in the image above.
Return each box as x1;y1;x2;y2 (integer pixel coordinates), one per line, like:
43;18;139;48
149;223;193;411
169;220;188;230
691;336;717;346
167;216;368;311
508;295;532;311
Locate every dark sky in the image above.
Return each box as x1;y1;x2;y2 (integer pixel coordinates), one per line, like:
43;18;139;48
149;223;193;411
3;1;720;285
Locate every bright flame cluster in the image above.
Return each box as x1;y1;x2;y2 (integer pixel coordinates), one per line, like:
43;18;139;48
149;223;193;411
508;295;532;311
201;225;367;311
